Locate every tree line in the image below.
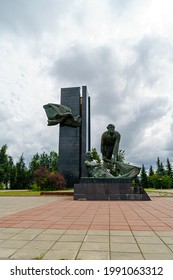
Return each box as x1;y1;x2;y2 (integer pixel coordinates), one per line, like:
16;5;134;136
0;144;173;190
0;144;66;190
140;157;173;189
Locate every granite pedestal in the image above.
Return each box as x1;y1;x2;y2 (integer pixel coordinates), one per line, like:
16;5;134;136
74;178;150;200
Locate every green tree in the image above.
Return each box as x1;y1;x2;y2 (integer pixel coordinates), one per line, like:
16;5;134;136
165;158;173;187
149;173;172;189
156;157;165;175
149;165;154;176
140;164;149;188
12;154;28;189
0;144;9;184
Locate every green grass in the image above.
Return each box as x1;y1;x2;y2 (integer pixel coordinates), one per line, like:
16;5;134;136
0;190;41;196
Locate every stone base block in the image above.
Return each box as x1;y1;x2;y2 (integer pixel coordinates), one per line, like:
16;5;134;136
74;178;150;201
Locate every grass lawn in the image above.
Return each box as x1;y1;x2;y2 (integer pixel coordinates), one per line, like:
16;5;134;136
0;190;41;196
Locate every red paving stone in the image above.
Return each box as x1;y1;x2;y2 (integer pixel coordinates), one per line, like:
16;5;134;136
0;197;173;231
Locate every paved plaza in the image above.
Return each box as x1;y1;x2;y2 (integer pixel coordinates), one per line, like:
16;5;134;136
0;195;173;260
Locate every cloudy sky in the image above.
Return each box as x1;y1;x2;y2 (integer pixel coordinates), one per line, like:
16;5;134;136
0;0;173;170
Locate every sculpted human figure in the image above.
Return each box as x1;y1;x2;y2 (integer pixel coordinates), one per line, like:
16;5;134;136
101;124;121;163
85;152;114;178
100;124;140;179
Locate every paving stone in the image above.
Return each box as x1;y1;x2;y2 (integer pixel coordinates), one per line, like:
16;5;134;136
135;236;164;244
51;241;81;250
110;230;133;236
110;236;136;243
44;250;78;260
87;230;109;235
0;240;29;248
59;234;85;242
80;242;109;251
138;244;172;254
111;243;140;253
0;248;18;258
11;249;46;260
84;235;109;243
143;253;173;260
111;252;144;260
22;240;55;250
77;251;109;260
132;231;157;237
34;234;62;241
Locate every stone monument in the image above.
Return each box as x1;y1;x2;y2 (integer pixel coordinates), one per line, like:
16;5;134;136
44;86;150;200
74;123;150;200
44;86;90;187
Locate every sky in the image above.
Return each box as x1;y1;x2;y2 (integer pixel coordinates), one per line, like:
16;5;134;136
0;0;173;170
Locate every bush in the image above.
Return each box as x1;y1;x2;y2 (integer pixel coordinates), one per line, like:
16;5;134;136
148;174;172;189
33;167;66;191
0;182;5;190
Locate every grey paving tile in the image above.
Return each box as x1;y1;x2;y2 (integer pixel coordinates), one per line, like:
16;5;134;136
156;231;173;237
42;229;66;235
111;252;144;260
111;243;140;253
51;241;81;250
110;236;136;243
0;240;29;248
1;228;24;234
87;230;109;236
138;244;172;254
34;234;61;241
11;249;46;260
167;244;173;251
132;231;157;237
80;242;109;251
65;230;87;235
59;234;85;242
110;230;133;236
0;233;16;239
135;236;164;244
143;253;173;260
44;250;78;260
22;240;55;250
160;237;173;244
84;235;109;243
77;251;109;260
0;248;18;258
10;233;40;241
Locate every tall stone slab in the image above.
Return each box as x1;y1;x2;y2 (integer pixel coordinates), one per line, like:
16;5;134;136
58;86;90;187
81;86;88;177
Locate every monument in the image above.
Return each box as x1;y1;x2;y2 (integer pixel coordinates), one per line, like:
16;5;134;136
44;86;150;200
44;86;90;187
74;123;150;201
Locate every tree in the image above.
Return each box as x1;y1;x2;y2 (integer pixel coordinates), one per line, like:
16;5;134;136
140;164;149;188
0;144;9;185
156;157;165;175
149;173;172;189
11;154;28;189
166;158;173;187
149;165;154;176
33;167;66;191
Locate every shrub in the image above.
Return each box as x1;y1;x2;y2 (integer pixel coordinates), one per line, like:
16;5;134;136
148;174;172;189
33;167;66;191
0;182;5;190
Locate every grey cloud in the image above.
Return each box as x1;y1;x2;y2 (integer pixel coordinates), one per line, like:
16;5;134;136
0;0;73;36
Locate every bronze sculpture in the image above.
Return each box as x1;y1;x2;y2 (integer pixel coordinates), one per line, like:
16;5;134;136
43;103;81;127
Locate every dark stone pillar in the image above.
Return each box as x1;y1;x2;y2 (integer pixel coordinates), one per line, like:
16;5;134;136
58;87;81;187
81;86;88;177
